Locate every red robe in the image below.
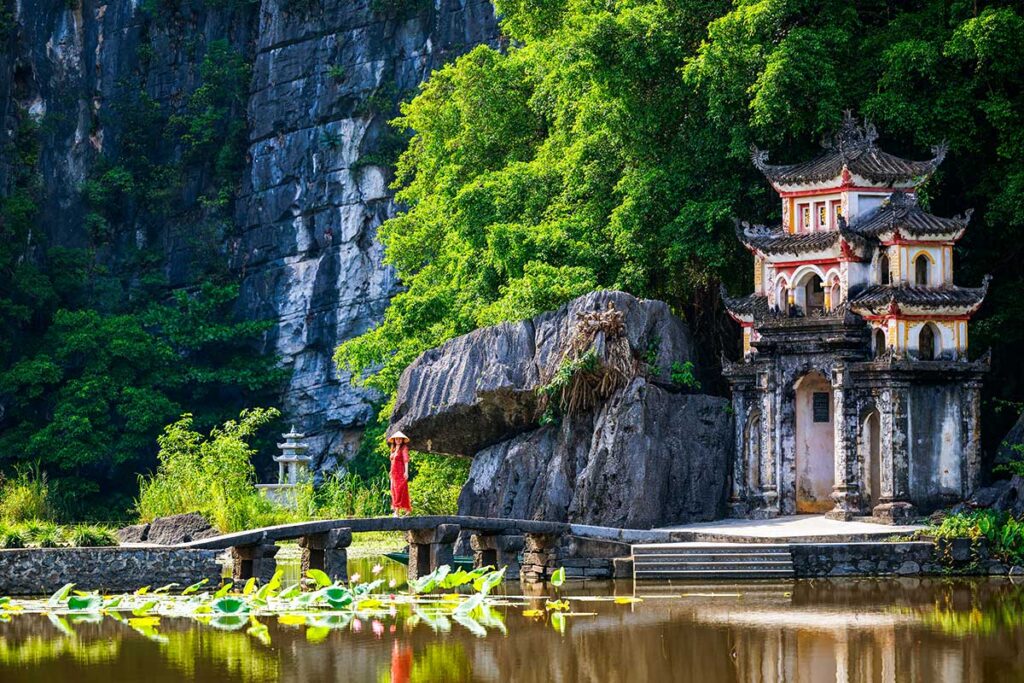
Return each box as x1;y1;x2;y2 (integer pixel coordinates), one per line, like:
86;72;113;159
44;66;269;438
389;442;412;512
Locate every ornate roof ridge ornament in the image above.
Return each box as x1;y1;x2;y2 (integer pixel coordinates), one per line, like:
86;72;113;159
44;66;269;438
823;110;879;159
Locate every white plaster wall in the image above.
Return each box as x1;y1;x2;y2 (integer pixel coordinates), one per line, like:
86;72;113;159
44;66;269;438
794;374;835;513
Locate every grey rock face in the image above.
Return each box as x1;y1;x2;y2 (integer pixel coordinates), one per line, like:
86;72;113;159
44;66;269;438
115;524;150;545
459;379;732;528
392;290;731;528
234;0;500;468
391;290;698;456
997;412;1024;465
143;512;219;545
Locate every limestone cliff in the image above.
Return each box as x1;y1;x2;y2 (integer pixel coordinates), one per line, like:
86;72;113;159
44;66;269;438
0;0;498;469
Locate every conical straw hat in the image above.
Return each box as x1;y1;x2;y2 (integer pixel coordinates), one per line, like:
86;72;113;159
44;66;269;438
387;430;409;443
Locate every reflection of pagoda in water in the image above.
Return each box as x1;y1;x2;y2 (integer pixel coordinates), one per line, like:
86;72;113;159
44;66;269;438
723;113;989;522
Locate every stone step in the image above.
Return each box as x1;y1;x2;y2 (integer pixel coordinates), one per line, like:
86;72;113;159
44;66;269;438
634;568;796;579
632;543;791;555
631;542;795;580
633;552;791;562
634;560;794;570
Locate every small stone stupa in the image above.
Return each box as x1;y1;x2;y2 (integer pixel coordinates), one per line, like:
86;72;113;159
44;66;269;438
256;427;312;507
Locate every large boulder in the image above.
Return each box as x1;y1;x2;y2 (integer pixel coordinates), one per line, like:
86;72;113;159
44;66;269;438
459;379;732;528
140;513;220;545
390;290;697;456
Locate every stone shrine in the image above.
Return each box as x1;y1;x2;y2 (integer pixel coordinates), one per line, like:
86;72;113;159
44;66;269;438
723;113;989;522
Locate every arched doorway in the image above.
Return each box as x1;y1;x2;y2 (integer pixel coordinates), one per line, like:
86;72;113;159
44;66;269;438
861;411;881;508
915;254;930;285
804;275;825;314
794;372;835;513
919;323;938;360
874;328;886;358
879;253;890;285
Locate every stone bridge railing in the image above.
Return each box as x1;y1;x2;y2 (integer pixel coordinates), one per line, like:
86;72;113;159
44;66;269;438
166;516;674;584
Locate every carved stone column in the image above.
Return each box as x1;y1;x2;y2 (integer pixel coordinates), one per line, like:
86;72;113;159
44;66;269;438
728;391;749;517
757;369;780;515
873;381;916;523
406;524;460;581
963;378;984;498
300;528;352;586
827;364;861;520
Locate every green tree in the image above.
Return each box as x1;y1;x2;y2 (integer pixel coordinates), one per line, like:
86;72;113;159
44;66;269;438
337;1;1024;453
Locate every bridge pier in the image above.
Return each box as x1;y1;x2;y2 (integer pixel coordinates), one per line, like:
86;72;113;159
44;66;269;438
231;542;279;583
520;533;560;584
471;532;524;576
300;528;351;586
406;524;459;581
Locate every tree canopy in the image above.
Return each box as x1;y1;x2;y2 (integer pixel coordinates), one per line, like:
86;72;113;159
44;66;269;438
336;0;1024;445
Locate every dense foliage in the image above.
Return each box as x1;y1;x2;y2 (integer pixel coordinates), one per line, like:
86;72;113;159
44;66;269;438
137;408;287;532
0;12;281;518
336;0;1024;448
931;509;1024;566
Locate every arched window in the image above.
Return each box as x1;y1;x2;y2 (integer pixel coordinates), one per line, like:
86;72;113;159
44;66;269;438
919;323;937;360
879;253;890;285
805;275;824;314
915;254;930;286
874;328;886;358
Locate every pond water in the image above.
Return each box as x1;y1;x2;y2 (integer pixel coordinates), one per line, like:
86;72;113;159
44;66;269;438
2;555;1024;683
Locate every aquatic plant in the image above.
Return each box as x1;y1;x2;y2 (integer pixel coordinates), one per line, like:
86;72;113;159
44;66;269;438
0;564;614;645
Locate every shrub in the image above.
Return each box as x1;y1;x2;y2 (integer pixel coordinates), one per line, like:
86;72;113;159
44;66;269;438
0;466;54;523
136;408;282;532
670;361;701;390
66;524;118;547
408;454;469;516
0;525;27;549
30;523;65;548
931;510;1024;565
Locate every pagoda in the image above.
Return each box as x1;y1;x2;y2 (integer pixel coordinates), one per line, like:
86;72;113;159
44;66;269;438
722;113;990;522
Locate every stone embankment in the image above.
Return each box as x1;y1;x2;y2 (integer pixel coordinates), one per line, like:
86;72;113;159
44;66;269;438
0;548;221;596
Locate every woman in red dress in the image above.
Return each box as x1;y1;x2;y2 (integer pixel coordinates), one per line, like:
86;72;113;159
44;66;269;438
387;431;412;516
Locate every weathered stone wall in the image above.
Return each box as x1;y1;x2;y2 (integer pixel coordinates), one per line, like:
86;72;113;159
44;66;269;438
0;548;222;596
790;542;939;577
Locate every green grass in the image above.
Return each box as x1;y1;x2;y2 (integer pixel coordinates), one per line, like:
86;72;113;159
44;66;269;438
0;521;118;549
348;531;405;558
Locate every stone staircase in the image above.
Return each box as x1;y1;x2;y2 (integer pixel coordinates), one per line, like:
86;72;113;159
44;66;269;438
631;542;795;580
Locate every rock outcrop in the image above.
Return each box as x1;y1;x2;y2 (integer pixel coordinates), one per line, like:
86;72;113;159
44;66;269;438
391;290;700;456
391;290;733;528
235;0;500;468
117;512;219;545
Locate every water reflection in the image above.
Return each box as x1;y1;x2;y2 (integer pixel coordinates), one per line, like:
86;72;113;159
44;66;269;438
2;564;1024;683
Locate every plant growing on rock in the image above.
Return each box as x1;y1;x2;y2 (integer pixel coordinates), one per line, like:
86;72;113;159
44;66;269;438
537;303;642;423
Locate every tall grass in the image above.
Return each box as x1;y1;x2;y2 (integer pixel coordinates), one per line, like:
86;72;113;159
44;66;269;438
309;472;391;518
0;465;54;523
